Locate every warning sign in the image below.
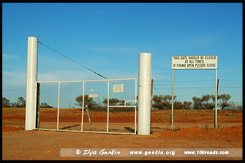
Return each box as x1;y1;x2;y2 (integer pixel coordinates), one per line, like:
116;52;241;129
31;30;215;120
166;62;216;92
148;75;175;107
89;94;98;98
113;84;124;93
172;55;217;70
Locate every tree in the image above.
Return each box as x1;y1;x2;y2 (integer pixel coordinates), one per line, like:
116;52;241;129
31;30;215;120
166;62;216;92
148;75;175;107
236;104;243;111
40;102;53;108
152;95;162;109
218;94;231;110
10;102;15;107
2;97;10;107
174;101;183;109
201;94;214;110
15;96;26;107
75;95;98;109
102;98;124;106
210;95;216;109
152;95;176;110
192;96;202;109
183;101;192;109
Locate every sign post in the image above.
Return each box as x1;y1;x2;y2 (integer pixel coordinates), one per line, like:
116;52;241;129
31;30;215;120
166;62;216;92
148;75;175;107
215;69;218;129
171;55;218;130
171;69;174;131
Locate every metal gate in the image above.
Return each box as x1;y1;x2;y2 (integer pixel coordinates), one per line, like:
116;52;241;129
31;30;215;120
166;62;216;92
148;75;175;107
35;78;137;135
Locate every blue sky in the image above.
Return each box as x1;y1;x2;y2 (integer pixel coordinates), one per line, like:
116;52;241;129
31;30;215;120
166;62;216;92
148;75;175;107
2;3;243;107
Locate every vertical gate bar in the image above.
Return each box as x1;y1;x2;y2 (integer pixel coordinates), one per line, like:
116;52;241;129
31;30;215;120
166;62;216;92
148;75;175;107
36;82;40;129
57;82;60;130
33;82;37;129
171;69;174;131
215;69;218;129
81;81;85;131
107;80;109;133
135;78;137;134
134;106;137;134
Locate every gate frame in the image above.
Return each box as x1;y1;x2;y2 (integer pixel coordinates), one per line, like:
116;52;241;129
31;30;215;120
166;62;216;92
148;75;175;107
35;78;137;135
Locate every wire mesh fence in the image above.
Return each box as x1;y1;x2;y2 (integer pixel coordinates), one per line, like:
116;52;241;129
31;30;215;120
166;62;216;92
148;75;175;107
36;78;137;134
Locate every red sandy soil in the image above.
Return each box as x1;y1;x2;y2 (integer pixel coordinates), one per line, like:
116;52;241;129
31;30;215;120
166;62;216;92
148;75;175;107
2;107;243;160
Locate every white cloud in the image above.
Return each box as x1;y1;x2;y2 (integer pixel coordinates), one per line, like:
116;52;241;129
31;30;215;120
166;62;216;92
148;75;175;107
38;70;139;82
186;36;218;47
107;72;137;79
2;71;26;87
152;74;170;80
2;70;98;89
38;70;103;81
152;61;172;68
92;9;104;18
95;10;103;15
88;46;140;55
219;66;242;75
3;54;17;60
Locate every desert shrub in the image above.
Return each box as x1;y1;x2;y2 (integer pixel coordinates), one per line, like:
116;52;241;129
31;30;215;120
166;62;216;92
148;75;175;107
152;95;176;110
2;97;11;107
183;101;192;109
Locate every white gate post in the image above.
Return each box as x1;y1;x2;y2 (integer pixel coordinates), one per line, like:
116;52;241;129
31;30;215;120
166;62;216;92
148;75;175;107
138;53;152;135
25;37;38;130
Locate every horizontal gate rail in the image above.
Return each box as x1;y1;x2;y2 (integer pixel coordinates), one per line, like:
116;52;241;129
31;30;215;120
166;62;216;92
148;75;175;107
108;106;136;108
37;78;137;83
35;128;136;135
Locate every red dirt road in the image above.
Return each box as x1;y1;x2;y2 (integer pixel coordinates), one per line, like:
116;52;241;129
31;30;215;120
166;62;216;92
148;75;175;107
2;107;243;160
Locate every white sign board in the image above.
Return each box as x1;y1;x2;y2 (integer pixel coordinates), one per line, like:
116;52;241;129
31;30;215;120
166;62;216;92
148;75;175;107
172;55;217;69
89;94;98;98
113;84;124;93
